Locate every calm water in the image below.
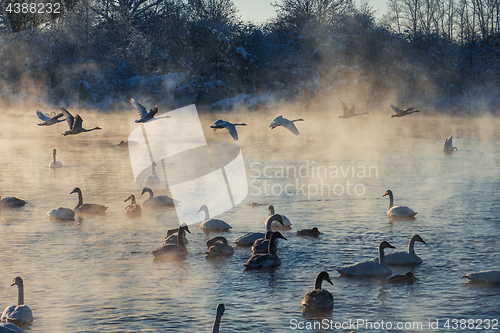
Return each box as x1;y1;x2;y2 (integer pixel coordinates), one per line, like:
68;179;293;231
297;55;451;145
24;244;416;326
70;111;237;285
0;107;499;332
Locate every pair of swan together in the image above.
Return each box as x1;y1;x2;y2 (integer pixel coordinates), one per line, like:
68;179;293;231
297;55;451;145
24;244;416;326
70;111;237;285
211;116;304;138
243;231;287;268
47;187;108;221
336;97;369;118
37;108;102;135
1;277;32;331
151;224;191;258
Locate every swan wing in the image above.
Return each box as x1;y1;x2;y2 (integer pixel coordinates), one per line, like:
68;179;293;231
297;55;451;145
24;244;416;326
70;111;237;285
200;219;232;230
221;122;239;140
283;121;300;135
72;114;84;130
462;270;500;283
347;104;356;115
60;107;74;129
243;253;280;268
302;289;334;308
383;252;421;265
5;305;32;324
233;232;265;246
338;98;349;115
130;98;148;118
1;306;16;322
269;116;281;129
390;105;403;113
337;260;391;276
387;206;417;217
0;323;26;333
36;110;50;121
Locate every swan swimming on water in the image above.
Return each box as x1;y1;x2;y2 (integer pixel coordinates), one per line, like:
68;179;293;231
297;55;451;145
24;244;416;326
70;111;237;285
60;107;102;136
124;194;142;217
297;227;321;236
301;271;334;312
210;119;247;140
374;234;426;265
36;110;64;126
462;270;500;284
267;205;292;229
205;236;234;257
388;272;418;283
1;277;33;326
243;231;287;269
390;105;420;118
211;303;225;333
151;224;190;259
383;189;417;218
233;214;284;246
198;205;232;232
444;136;458;154
131;98;158;123
336;98;368;118
336;241;396;276
49;149;63;168
47;207;75;221
0;196;27;208
251;230;273;254
269;115;304;135
144;162;161;185
70;187;108;215
141;187;177;208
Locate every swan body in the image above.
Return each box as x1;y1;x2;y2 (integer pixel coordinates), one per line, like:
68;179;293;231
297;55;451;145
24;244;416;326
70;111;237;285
444;136;458;154
141;187;177;208
1;277;33;326
0;323;25;332
70;187;108;215
210;119;246;140
144;162;161;185
49;149;63;168
374;234;426;265
269;115;304;135
124;194;142;217
336;241;396;276
297;227;321;236
198;205;232;231
267;205;292;229
151;224;190;258
47;207;75;221
233;214;284;246
383;189;417;218
462;270;500;284
251;231;274;254
206;237;234;257
243;231;287;269
388;272;418;283
211;303;225;333
131;98;158;123
163;228;189;245
301;271;334;312
60;107;101;136
36;110;64;126
390;105;420;118
0;196;27;208
337;98;368;118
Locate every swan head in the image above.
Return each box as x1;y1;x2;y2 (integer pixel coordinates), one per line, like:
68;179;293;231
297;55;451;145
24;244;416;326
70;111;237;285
267;214;284;227
124;194;135;203
11;276;24;287
413;234;427;244
70;187;81;195
271;231;287;241
207;236;228;248
216;303;225;317
318;271;333;286
312;227;320;233
53;148;57;155
197;205;208;213
268;205;275;215
380;241;395;250
180;223;191;233
382;190;393;197
141;187;152;196
406;272;418;280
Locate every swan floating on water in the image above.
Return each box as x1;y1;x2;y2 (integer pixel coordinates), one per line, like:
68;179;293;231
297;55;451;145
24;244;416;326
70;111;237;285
47;207;75;221
336;241;396;276
0;196;27;208
151;224;190;259
444;136;458;154
211;303;225;333
383;189;417;219
267;205;292;229
251;230;274;254
269;115;304;136
337;98;368;118
141;187;177;208
124;194;142;217
210;119;247;140
462;270;500;284
390;105;420;118
198;205;232;232
131;98;158;123
388;272;418;283
60;107;101;136
301;271;334;312
49;149;63;168
70;187;108;215
206;237;234;257
163;228;189;245
1;277;33;326
36;110;64;126
297;227;321;236
144;162;161;185
244;231;287;268
373;234;426;265
0;323;25;332
233;214;284;246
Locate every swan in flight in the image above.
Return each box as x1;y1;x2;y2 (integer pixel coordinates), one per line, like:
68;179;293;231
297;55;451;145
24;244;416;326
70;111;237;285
49;149;63;168
36;110;64;126
141;187;177;208
205;237;234;257
211;303;225;333
198;205;232;232
383;189;417;218
70;187;108;215
131;98;158;123
124;194;142;217
462;270;500;284
243;231;287;269
233;214;284;246
336;241;396;276
210;119;247;140
163;228;189;245
0;196;27;208
60;107;101;136
151;224;190;259
444;136;458;154
375;234;426;265
144;162;161;185
388;272;418;283
47;207;75;221
301;271;334;312
267;205;292;229
337;98;368;118
1;277;33;326
0;323;25;332
390;105;420;118
269;115;304;135
297;227;321;236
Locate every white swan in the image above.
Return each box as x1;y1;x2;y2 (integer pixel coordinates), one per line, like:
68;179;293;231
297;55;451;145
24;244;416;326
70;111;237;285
233;214;284;246
210;119;247;141
337;98;368;118
269;115;304;135
206;237;234;257
383;190;417;218
301;271;334;312
47;207;75;221
1;277;33;326
211;303;225;333
267;205;292;229
373;234;426;265
390;105;420;118
198;205;232;232
0;196;27;208
151;224;190;259
70;187;108;215
36;110;64;126
0;323;25;333
141;187;177;208
49;149;63;168
243;231;287;269
444;136;457;154
462;270;500;284
131;98;158;123
144;162;161;185
336;241;396;276
124;194;142;217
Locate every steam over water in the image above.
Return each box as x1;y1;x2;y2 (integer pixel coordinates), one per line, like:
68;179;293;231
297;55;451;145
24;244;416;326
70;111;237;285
0;106;499;332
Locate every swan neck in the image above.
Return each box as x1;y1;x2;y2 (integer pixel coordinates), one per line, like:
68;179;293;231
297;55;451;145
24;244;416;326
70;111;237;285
379;245;388;268
131;195;136;205
265;216;273;231
75;190;83;209
177;228;186;248
408;237;417;256
53;150;57;162
203;206;210;220
268;234;278;255
211;313;222;333
17;282;24;305
268;206;275;215
314;275;323;290
388;192;394;209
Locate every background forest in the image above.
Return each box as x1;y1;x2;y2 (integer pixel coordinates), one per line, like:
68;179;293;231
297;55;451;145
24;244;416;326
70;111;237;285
0;0;499;113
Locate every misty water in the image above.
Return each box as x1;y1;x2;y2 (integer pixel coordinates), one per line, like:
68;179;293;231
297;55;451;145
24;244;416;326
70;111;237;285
0;107;499;332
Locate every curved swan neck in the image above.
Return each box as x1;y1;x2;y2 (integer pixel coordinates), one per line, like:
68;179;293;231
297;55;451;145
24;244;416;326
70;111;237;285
211;312;223;333
408;236;418;256
177;228;186;248
201;206;210;220
74;189;83;209
387;191;394;209
268;233;280;255
265;214;280;231
130;194;136;205
314;275;324;290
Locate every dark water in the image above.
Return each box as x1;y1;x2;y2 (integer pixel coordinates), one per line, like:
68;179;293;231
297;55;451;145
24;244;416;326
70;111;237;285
0;108;499;332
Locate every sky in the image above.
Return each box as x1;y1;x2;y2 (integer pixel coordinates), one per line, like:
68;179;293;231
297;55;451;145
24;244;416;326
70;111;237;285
232;0;389;23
